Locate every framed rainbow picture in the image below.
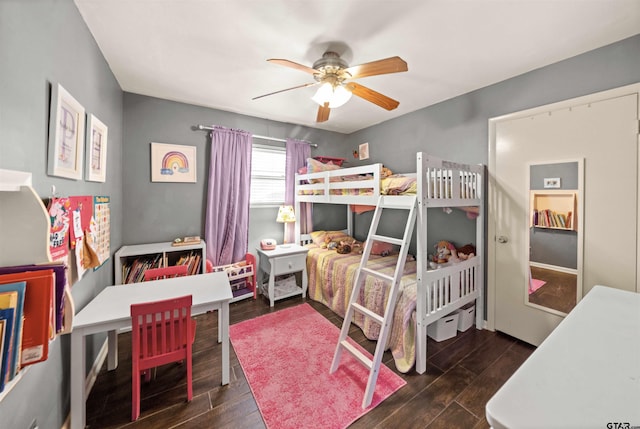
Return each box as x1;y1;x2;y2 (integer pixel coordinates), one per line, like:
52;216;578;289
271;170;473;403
150;142;197;183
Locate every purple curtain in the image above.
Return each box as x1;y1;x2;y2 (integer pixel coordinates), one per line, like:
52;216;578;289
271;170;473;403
285;138;312;243
205;126;252;266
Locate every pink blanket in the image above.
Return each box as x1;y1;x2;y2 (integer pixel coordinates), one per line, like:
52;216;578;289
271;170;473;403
306;245;418;373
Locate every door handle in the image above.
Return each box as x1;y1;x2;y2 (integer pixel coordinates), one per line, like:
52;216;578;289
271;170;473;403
497;236;509;243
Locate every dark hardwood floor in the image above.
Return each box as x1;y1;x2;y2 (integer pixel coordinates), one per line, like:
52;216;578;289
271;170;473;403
85;296;534;429
529;265;577;314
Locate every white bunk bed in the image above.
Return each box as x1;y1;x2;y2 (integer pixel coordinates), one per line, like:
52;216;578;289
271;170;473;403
294;153;484;374
415;152;484;374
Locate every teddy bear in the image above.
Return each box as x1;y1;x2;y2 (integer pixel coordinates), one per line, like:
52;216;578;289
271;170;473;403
456;243;476;260
323;235;339;250
433;240;459;264
335;241;352;254
380;165;393;178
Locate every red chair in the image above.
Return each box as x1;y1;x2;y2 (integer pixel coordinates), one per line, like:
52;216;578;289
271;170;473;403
144;264;189;281
130;295;196;421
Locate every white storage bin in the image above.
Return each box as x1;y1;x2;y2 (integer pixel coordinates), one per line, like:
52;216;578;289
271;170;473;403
455;304;476;332
427;313;459;342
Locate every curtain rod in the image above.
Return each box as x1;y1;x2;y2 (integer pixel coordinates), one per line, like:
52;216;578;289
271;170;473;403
195;124;317;148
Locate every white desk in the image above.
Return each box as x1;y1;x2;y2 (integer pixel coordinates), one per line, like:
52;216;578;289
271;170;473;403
70;272;232;429
486;285;640;429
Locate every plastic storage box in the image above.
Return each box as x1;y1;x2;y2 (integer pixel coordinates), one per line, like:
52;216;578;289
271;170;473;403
427;313;459;342
455;304;476;332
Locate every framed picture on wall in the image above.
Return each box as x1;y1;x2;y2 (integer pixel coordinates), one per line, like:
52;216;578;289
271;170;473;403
48;83;86;180
85;114;108;182
359;142;370;160
150;142;197;183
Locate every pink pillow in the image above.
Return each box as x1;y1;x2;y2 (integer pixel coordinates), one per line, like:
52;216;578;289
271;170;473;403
307;158;341;183
370;241;395;256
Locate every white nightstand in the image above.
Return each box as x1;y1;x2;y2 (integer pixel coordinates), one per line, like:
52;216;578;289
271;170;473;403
256;244;309;307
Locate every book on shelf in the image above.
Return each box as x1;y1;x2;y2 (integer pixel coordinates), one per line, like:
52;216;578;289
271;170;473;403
176;251;201;275
560;213;567;228
0;290;19;390
534;209;573;229
0;271;55;368
0;263;67;335
0;281;26;380
124;254;163;284
0;318;6;388
0;308;15;391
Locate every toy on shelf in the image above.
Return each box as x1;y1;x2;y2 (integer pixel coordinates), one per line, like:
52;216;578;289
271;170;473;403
433;240;458;264
208;253;257;302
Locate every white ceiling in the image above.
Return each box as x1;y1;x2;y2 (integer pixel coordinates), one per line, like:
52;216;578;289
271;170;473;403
74;0;640;134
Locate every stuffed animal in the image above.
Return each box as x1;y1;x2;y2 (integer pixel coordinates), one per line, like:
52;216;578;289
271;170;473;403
351;241;364;254
380;165;393;178
336;241;352;254
457;243;476;260
325;238;338;250
433;240;458;264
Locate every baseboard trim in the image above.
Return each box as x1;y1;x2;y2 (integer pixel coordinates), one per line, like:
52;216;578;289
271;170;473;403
529;261;577;275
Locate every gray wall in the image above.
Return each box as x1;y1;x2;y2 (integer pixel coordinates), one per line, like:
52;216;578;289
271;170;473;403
122;93;347;257
0;1;123;428
1;0;639;426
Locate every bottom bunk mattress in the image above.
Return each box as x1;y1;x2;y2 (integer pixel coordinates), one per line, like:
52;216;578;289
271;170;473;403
305;244;418;373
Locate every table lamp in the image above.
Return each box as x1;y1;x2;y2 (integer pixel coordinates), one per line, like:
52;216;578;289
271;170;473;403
276;205;296;244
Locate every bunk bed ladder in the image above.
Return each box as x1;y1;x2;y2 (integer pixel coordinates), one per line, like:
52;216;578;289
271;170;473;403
330;194;417;409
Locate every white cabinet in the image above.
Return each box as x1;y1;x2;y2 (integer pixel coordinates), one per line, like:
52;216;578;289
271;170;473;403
256;244;308;307
114;241;206;284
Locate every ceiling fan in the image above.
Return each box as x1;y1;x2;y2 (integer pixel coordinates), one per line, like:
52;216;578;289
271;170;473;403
253;51;408;123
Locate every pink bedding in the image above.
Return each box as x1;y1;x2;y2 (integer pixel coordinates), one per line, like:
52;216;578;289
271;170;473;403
297;174;417;197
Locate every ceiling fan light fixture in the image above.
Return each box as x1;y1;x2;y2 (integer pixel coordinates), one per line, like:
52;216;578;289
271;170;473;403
311;83;352;108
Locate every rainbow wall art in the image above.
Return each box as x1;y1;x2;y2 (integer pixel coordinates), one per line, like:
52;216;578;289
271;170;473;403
151;142;197;183
160;151;189;175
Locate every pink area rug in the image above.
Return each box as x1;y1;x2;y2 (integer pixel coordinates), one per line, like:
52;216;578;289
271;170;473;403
529;278;546;294
229;303;406;429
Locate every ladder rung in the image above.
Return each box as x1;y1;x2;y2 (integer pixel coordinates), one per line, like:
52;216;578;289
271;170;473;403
339;340;373;369
370;234;403;246
351;303;384;325
361;267;394;282
378;195;416;209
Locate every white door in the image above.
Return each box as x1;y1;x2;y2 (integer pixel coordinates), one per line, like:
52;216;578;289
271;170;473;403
488;88;639;346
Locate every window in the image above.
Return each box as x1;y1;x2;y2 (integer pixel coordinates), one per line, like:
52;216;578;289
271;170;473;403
250;144;286;206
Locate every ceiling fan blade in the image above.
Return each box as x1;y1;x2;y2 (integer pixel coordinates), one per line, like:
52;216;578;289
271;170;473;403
346;82;400;111
252;82;318;100
344;56;408;79
316;103;330;122
267;58;318;74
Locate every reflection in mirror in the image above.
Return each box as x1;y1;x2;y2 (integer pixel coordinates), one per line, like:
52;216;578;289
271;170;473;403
527;160;583;315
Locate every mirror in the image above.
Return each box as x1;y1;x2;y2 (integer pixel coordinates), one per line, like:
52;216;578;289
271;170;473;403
526;160;583;315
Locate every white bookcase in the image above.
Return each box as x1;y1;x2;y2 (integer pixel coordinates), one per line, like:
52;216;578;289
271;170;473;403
114;241;207;284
